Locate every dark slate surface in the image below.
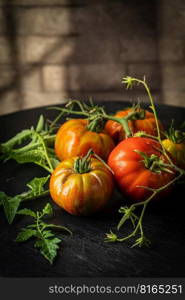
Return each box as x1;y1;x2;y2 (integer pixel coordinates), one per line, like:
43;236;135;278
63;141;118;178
0;100;185;278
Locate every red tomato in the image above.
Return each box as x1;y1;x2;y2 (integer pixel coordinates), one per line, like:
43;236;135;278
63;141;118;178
105;108;164;144
108;137;175;202
49;156;114;216
55;119;115;161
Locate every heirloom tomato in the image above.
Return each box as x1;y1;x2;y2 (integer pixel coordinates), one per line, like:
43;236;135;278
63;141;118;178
108;137;175;202
55;119;115;161
49;152;114;216
105;108;164;144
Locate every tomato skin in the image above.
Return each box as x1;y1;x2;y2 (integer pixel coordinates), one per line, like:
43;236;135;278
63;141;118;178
162;139;185;169
108;137;175;202
55;119;115;161
49;157;114;216
105;109;164;144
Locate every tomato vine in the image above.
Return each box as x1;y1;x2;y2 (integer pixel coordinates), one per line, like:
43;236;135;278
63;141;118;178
105;76;185;247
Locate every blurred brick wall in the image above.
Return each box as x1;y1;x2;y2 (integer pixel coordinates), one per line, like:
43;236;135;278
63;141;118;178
0;0;184;115
158;0;185;107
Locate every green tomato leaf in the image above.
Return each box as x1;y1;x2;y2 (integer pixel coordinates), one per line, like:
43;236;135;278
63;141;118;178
0;113;57;173
42;230;55;239
0;129;32;154
34;237;61;264
9;148;57;173
10;148;47;167
0;175;50;223
0;192;21;224
42;203;53;216
50;157;60;169
14;203;71;264
26;175;50;196
36;115;44;133
45;224;73;236
16;228;37;242
17;208;36;218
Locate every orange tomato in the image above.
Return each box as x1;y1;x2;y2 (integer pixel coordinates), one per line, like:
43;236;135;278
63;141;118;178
49;156;114;216
55;119;115;161
105;108;164;144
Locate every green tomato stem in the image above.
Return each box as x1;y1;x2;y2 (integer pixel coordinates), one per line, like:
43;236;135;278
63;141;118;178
34;132;54;173
142;81;161;142
104;114;132;137
123;78;161;141
134;132;159;140
50;105;146;138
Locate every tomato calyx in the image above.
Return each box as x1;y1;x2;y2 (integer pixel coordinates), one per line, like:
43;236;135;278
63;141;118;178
128;110;145;121
73;149;93;174
104;230;118;242
73;148;113;174
129;103;146;120
87;115;106;133
165;121;185;144
117;206;138;229
135;150;173;174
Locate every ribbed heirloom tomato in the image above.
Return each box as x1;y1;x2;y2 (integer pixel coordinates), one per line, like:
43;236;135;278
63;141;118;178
49;151;114;216
105;108;164;144
55;119;115;161
108;137;175;202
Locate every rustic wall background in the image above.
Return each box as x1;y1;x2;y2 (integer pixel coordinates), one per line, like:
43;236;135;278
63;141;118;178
0;0;184;115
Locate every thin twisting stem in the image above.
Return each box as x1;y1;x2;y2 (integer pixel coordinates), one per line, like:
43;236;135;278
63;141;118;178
143;80;161;141
115;171;183;242
126;77;174;165
35;132;54;173
49;111;65;133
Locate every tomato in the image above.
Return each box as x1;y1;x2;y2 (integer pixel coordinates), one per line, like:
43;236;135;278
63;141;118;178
162;139;185;169
55;119;115;161
108;137;175;202
49;154;114;216
105;108;164;144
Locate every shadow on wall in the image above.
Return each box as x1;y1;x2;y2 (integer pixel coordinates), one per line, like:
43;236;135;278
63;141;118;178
0;0;162;115
0;0;77;114
65;0;162;104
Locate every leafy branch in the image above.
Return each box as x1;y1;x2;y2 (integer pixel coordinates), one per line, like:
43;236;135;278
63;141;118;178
0;115;59;173
16;203;72;264
0;114;72;262
0;176;50;224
